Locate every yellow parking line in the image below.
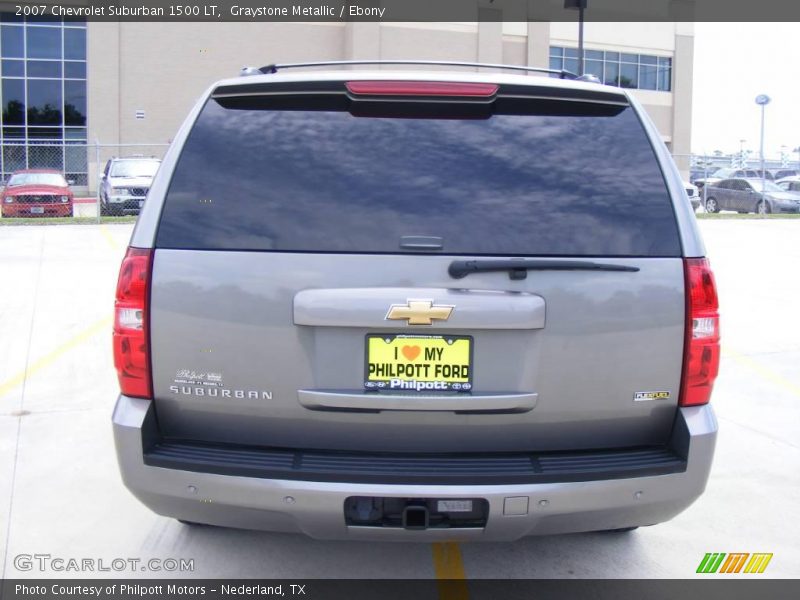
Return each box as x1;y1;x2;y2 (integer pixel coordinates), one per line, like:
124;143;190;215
724;348;800;399
0;316;112;400
432;542;469;600
100;224;121;250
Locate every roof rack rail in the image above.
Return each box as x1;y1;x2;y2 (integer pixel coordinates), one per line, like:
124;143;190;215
242;60;578;80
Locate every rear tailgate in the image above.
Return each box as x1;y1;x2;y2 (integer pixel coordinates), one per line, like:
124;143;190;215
148;77;685;453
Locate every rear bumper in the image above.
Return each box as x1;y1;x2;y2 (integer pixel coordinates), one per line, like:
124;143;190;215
113;395;717;541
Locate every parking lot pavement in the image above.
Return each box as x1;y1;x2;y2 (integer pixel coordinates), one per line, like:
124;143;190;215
0;220;798;580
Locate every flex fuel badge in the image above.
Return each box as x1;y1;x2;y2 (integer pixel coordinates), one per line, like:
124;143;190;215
634;391;671;402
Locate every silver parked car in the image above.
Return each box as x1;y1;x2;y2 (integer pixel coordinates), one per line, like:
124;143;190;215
112;61;719;541
704;178;800;214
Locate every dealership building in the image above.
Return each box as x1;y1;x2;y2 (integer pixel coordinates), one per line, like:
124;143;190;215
0;18;693;189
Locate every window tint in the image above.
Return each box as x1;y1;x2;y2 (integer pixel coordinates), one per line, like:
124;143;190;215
27;79;61;125
27;60;61;78
2;78;25;125
26;26;61;59
2;59;23;77
1;25;23;57
64;28;85;60
157;94;680;257
64;80;86;125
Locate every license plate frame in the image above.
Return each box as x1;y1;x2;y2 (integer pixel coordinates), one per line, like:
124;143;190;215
364;333;473;393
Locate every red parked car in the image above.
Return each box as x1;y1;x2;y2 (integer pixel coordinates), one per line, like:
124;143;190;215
1;169;74;218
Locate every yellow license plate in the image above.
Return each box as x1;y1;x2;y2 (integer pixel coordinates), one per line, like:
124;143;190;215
364;334;473;393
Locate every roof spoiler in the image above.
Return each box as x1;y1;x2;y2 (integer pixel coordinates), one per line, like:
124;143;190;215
239;60;582;80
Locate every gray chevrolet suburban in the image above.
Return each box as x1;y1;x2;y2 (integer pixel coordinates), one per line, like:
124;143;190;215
112;61;719;541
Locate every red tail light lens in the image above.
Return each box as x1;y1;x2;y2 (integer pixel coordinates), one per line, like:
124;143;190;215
113;247;152;398
346;81;499;97
680;258;720;407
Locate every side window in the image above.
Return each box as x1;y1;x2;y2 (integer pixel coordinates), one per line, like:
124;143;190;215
716;180;730;190
778;182;790;191
792;183;800;192
730;180;745;192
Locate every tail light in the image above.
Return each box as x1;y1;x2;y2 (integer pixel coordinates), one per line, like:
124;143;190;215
113;247;153;398
346;81;499;97
680;258;720;407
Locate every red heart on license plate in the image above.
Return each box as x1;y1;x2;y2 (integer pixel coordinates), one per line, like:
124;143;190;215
402;345;421;361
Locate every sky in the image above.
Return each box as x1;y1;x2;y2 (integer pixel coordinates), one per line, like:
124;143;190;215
692;23;800;158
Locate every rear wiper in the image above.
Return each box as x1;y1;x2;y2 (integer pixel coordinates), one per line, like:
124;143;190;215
448;259;640;280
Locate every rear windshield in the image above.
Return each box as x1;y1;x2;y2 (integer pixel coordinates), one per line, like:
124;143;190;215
156;92;680;256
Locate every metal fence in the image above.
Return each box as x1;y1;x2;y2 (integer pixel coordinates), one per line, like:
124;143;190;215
0;141;171;221
1;141;796;221
671;152;800;213
672;153;800;179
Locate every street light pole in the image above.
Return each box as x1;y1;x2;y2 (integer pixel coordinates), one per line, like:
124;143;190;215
755;94;771;213
578;4;585;75
565;1;588;76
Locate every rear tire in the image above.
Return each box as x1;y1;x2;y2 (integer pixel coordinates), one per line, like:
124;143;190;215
705;197;719;213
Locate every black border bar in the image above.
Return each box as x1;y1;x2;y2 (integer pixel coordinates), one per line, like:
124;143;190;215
1;1;800;22
2;579;799;600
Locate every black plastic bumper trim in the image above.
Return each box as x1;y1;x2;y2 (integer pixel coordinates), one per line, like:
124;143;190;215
143;439;687;485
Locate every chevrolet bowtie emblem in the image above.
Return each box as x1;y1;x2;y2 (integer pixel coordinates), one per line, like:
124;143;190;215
385;300;454;326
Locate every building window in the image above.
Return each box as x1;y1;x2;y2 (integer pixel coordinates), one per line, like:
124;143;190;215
0;13;87;185
549;46;672;92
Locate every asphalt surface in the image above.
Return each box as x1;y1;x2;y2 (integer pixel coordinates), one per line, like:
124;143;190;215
0;221;798;579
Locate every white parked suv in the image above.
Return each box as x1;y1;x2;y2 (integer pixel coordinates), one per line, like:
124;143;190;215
100;157;161;216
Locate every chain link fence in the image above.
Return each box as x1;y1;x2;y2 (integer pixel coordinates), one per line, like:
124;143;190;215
0;141;170;221
1;141;797;221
